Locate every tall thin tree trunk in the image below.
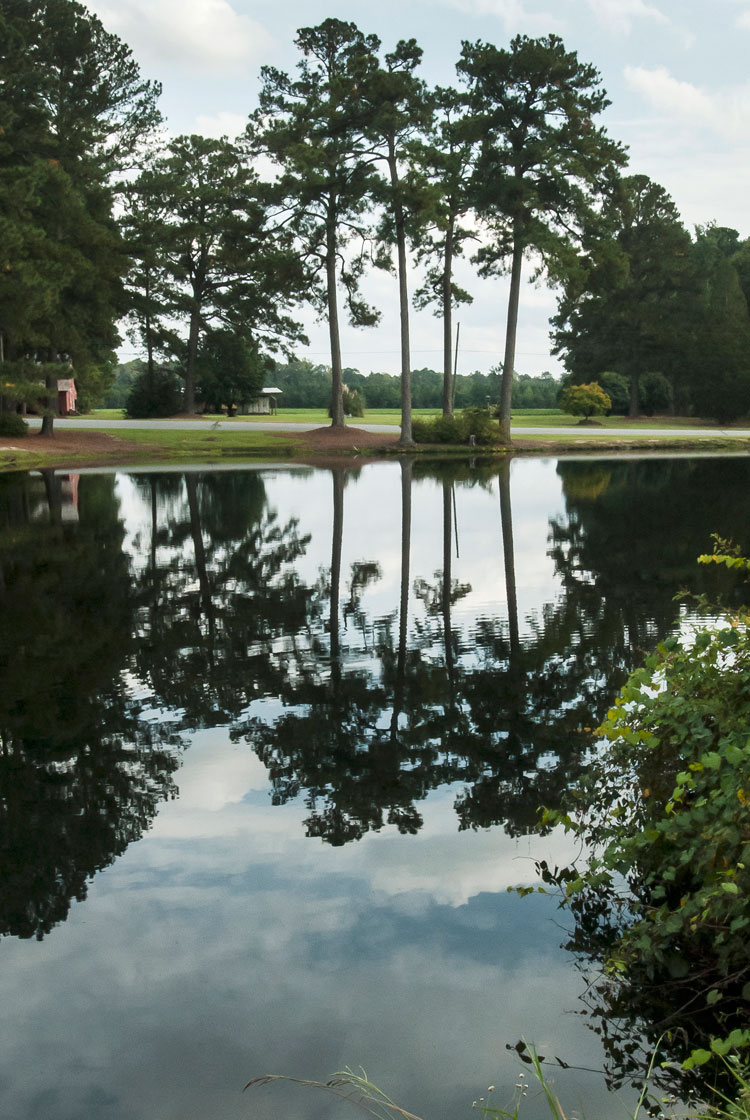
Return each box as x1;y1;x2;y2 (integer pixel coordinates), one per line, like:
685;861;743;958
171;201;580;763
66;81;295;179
442;479;456;697
442;219;455;417
41;469;61;524
185;303;200;414
145;270;155;388
40;349;58;436
388;139;414;447
330;469;344;689
498;459;520;664
186;475;215;657
326;196;345;428
628;371;640;418
391;458;412;737
498;217;524;444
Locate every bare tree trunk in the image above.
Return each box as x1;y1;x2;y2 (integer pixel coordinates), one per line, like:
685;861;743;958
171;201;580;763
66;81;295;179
40;371;57;437
628;372;640;418
442;220;455;417
498;459;520;663
186;475;215;658
330;468;344;689
326;196;345;428
388;139;414;448
442;480;456;696
498;217;524;445
391;458;412;737
185;304;200;414
145;270;155;388
41;469;61;523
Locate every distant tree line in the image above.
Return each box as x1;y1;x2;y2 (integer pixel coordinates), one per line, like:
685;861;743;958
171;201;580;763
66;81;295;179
105;360;561;412
2;4;750;436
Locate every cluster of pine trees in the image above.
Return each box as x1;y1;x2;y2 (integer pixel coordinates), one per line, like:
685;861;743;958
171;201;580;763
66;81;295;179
3;4;750;437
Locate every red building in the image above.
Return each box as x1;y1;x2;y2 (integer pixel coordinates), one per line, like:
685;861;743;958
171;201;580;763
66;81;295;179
57;378;77;416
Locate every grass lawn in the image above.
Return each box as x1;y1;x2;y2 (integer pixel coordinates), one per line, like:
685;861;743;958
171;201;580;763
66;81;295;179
81;407;740;430
93;427;305;459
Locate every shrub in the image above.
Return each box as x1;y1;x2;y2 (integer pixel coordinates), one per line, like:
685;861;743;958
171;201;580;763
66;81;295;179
344;389;365;417
599;371;630;414
413;408;497;445
640;370;673;415
125;367;183;418
539;541;750;1080
0;412;29;437
559;381;612;418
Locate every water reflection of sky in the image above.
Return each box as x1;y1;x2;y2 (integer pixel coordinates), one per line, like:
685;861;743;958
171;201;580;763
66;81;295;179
116;457;567;642
1;722;626;1120
6;457;690;1120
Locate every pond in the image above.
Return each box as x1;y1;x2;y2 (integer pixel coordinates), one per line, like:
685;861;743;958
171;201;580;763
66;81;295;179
1;454;749;1120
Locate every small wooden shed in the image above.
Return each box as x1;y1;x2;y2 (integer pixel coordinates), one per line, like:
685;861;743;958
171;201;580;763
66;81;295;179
237;387;282;415
57;378;77;416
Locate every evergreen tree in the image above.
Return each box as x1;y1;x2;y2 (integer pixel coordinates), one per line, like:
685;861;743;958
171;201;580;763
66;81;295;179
457;34;625;442
128;134;305;412
552;174;697;416
0;0;161;427
253;19;383;428
689;227;750;422
411;86;476;416
360;38;434;444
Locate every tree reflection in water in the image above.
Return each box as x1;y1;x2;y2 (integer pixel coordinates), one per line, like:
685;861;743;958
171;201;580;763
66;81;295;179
2;457;749;1097
0;472;181;940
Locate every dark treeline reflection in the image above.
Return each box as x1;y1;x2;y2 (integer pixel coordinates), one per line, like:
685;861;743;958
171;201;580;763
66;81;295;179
0;472;182;940
2;458;749;939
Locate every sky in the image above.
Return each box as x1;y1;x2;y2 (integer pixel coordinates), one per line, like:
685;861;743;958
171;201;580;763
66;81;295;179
84;0;750;378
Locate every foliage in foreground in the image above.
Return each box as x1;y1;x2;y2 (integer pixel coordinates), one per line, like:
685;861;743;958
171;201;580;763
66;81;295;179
0;413;29;438
412;407;497;444
535;539;750;1093
245;1050;750;1120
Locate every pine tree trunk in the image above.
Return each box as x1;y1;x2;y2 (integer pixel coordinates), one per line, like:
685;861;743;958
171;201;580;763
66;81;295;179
628;372;640;418
185;305;200;414
498;218;524;444
186;475;215;654
391;457;412;737
40;371;57;436
326;196;345;428
442;480;456;697
145;270;155;388
442;220;455;417
498;459;519;663
329;468;344;689
388;140;414;447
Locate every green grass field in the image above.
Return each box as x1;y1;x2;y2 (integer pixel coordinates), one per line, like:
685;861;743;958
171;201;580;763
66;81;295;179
84;407;729;429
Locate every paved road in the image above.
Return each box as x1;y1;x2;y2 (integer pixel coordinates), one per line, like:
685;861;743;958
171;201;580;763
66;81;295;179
25;417;750;438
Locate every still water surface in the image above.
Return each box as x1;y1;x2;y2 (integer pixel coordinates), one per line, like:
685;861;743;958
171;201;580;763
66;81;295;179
1;455;749;1120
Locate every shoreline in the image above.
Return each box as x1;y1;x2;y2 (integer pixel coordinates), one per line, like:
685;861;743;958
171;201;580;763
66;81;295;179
2;423;750;473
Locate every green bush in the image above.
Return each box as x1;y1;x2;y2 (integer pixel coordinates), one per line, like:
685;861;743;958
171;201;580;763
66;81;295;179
125;368;183;418
0;412;29;437
539;541;750;1077
559;381;612;418
640;370;673;415
413;408;497;445
599;371;630;414
344;389;365;417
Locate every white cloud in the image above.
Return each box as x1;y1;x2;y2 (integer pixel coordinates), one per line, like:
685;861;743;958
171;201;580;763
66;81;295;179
439;0;564;33
193;110;248;139
86;0;274;76
737;8;750;27
585;0;668;35
624;65;750;143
